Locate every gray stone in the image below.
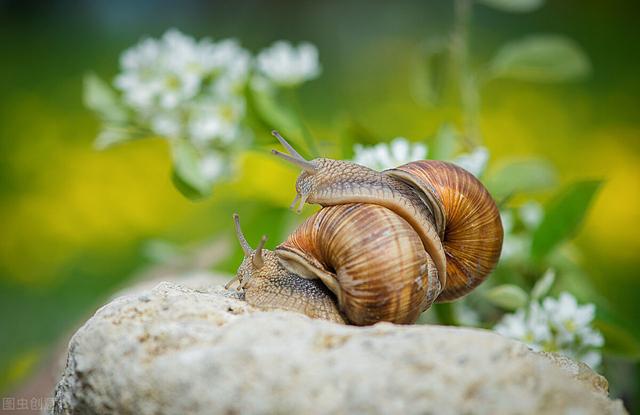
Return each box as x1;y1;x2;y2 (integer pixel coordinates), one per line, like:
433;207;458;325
53;282;627;415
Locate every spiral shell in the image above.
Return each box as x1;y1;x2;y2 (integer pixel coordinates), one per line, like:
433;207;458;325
276;203;441;325
386;160;503;302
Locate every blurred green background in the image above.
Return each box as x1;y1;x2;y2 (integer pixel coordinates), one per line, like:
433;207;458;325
1;0;639;408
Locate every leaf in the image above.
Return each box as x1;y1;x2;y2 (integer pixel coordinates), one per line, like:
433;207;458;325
170;139;214;200
83;73;128;122
531;180;603;260
489;35;591;82
596;320;640;359
477;0;544;13
93;126;134;150
410;37;449;107
485;158;557;199
250;78;302;137
249;77;319;157
531;268;555;300
430;123;458;160
484;284;529;310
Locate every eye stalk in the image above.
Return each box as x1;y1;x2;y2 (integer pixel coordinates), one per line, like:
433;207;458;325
253;235;267;269
271;130;305;161
270;130;317;173
270;130;318;213
233;213;252;257
226;213;268;290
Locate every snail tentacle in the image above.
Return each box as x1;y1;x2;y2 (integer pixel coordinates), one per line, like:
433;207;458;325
252;235;268;269
229;214;346;323
271;149;317;173
272;130;306;161
233;213;252;256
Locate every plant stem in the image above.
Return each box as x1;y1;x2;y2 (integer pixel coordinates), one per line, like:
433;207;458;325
452;0;481;148
285;88;320;158
434;302;459;326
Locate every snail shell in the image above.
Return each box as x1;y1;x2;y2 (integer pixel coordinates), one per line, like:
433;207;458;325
285;157;447;290
229;131;503;326
276;203;441;325
386;160;503;301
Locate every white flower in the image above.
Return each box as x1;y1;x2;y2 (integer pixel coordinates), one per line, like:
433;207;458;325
115;29;200;111
115;29;251;114
209;39;252;95
581;327;605;348
150;110;183;139
115;37;166;110
159;29;205;106
543;292;597;343
451;146;489;177
256;41;321;86
494;292;604;369
188;97;245;145
112;28;253;150
199;152;226;181
494;304;551;351
211;39;251;75
103;30;325;193
353;138;428;171
494;309;527;339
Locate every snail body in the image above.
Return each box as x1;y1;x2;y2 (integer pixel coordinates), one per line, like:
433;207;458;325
228;214;346;324
228;131;503;326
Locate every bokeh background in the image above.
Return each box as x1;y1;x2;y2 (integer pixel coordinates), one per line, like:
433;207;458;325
1;0;639;411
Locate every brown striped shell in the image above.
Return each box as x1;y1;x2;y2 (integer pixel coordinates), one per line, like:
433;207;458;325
276;203;441;325
229;214;346;324
385;161;503;302
290;158;447;290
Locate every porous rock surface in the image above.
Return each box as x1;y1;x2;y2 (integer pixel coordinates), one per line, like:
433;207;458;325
52;282;627;415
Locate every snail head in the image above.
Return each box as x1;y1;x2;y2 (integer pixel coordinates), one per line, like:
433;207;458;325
271;130;374;213
226;213;279;291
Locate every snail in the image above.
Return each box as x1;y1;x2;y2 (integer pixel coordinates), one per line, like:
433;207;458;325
227;213;346;324
226;131;503;325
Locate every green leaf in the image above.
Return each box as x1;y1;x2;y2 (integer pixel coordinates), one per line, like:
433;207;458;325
531;268;555;300
484;284;529;310
531;180;603;260
250;78;304;140
410;37;449;107
485;158;557;199
430;123;458;160
489;35;591;82
430;303;458;326
170;139;214;200
477;0;544;13
596;320;640;359
250;77;320;157
83;73;128;122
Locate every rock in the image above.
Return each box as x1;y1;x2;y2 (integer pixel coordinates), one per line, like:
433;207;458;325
52;282;627;415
